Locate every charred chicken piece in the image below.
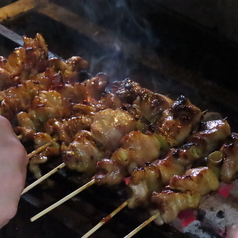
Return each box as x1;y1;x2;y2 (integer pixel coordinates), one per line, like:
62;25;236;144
46;56;89;84
156;95;203;147
54;73;109;112
55;82;88;104
94;159;126;186
81;72;108;101
112;131;161;171
112;78;143;104
44;115;93;145
20;34;48;75
169;167;219;195
176;119;231;167
127;150;185;209
188;119;231;155
97;92;122;110
133;88;174;123
151;190;201;225
151;167;219;225
128;161;161;209
62;131;105;176
16;90;71;139
95;131;161;186
90;108;137;151
81;92;123;113
71;92;122;115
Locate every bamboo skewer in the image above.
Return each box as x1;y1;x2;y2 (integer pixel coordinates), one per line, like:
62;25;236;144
27;141;53;159
21;162;66;195
82;200;129;238
30;178;96;222
123;213;160;238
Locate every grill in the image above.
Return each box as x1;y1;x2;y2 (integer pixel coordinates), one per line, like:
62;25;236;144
0;1;238;237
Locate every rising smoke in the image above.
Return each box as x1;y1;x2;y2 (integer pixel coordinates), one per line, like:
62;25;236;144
69;0;160;81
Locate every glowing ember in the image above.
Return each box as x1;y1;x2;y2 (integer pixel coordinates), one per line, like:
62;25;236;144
178;209;196;227
218;183;233;198
124;177;130;185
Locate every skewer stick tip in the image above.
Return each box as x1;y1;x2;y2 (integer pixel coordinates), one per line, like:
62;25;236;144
123;212;160;238
27;138;57;159
82;200;129;238
21;163;66;195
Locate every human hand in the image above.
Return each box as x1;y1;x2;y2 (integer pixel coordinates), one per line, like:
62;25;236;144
227;224;238;238
0;116;28;227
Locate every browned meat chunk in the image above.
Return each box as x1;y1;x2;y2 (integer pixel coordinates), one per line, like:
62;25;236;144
45;115;93;145
150;167;219;225
91;108;137;151
62;131;104;175
156;95;203;147
95;131;161;186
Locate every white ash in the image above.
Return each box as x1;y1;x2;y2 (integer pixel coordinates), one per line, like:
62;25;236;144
197;193;238;237
228;180;238;199
183;220;220;238
171;217;183;232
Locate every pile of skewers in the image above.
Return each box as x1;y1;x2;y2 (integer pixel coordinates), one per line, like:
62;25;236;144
1;34;238;238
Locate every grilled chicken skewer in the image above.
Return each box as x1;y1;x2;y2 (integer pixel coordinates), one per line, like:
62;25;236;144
125;166;219;238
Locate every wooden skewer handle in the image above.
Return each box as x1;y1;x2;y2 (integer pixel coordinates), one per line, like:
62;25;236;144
21;163;66;195
124;213;160;238
82;200;129;238
30;178;96;222
27;141;52;159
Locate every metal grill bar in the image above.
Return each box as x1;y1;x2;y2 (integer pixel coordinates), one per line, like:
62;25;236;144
0;0;34;22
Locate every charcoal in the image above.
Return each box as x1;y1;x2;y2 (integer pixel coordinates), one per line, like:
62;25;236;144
198;194;238;236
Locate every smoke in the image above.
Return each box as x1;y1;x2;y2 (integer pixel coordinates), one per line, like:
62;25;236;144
71;0;160;81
